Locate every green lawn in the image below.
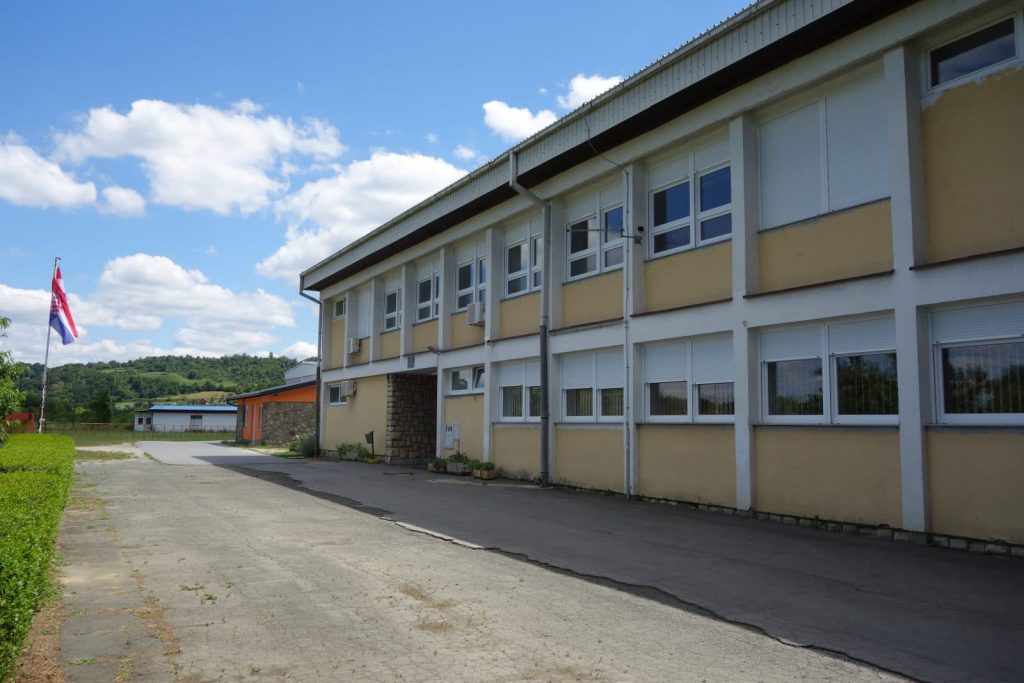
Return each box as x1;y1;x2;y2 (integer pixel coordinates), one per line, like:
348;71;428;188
60;430;231;447
75;449;132;461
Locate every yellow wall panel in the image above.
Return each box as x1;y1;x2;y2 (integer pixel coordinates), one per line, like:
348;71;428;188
754;426;901;527
493;425;541;479
759;199;892;292
554;426;623;492
411;320;438;353
924;68;1024;262
562;270;622;327
644;242;731;312
636;424;735;506
500;293;540;339
328;318;346;370
927;429;1024;544
323;374;387;453
443;394;485;460
449;311;485;349
378;330;400;360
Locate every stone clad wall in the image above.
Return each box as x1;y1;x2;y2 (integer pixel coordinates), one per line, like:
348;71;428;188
386;374;436;462
261;402;314;445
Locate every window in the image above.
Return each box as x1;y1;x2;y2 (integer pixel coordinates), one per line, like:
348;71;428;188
332;298;346;319
328;384;348;406
455;258;486;310
649;155;732;257
759;71;889;229
416;275;439;322
505;230;545;297
137;417;143;425
643;336;734;423
449;365;485;395
930;18;1016;88
498;360;541;421
760;317;897;424
932;301;1024;425
602;206;624;268
383;288;401;331
567;217;598;278
565;184;624;281
560;349;623;421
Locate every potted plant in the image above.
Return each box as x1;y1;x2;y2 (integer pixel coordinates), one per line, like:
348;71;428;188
446;451;470;475
427;457;447;473
473;461;496;480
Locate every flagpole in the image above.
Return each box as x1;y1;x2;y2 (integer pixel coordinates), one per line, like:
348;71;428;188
38;256;60;434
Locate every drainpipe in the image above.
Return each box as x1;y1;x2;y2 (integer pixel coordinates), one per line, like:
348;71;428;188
508;151;551;485
299;289;323;457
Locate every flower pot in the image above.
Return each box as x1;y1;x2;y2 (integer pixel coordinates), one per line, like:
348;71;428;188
473;469;496;480
446;461;469;475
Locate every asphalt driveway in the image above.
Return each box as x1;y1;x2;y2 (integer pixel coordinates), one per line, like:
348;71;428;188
135;442;1024;683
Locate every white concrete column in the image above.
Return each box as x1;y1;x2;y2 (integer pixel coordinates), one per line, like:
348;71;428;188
342;292;353;369
547;200;566;329
623;163;645;496
626;162;647;316
730;113;760;511
438;246;453;350
886;45;930;532
485;227;502;341
400;264;415;358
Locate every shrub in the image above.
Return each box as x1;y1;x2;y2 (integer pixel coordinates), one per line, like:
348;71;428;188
287;434;315;457
467;459;482;470
447;451;469;463
0;435;74;680
337;442;371;461
477;461;495;471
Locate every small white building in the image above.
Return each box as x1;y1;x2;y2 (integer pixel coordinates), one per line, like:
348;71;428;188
133;404;237;433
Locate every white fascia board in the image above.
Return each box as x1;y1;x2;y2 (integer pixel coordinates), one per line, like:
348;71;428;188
629;302;734;344
440;346;487;369
740;275;896;329
548;324;625;356
914;251;1024;307
489;335;541;364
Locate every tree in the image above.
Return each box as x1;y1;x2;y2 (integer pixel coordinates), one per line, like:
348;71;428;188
0;317;27;442
87;389;113;423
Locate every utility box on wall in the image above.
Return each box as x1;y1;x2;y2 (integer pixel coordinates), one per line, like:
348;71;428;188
443;424;460;449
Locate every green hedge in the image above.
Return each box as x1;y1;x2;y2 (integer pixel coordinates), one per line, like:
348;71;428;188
0;435;75;680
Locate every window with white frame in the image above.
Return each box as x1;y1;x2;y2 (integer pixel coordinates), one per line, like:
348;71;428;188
327;384;348;406
416;275;440;322
929;17;1017;88
560;349;623;421
449;365;485;395
760;317;898;424
505;232;545;297
643;335;734;423
648;139;732;258
332;298;346;320
566;184;624;281
931;300;1024;425
498;360;541;421
455;257;487;310
383;288;401;331
759;69;889;230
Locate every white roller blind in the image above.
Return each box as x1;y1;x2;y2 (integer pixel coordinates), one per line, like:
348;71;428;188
384;272;401;291
932;301;1024;344
355;287;370;339
561;354;592;389
596;350;623;389
566;191;596;223
505;221;529;245
644;341;688;383
826;74;889;211
829;317;896;355
416;259;436;280
692;336;734;384
694;137;728;171
649;153;691;189
760;325;822;361
455;241;476;264
525;360;541;386
498;362;524;388
600;183;623;208
760;102;822;229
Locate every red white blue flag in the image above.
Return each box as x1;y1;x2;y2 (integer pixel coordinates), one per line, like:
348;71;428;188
50;266;78;345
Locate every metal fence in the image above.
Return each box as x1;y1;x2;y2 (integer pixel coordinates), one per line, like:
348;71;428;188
42;422;233;434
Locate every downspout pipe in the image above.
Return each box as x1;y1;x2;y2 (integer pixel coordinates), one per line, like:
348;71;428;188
299;288;323;457
508;151;551;486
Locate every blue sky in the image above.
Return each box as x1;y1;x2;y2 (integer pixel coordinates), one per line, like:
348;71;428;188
0;1;748;366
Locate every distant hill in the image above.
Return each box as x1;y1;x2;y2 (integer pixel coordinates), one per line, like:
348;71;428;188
16;354;304;423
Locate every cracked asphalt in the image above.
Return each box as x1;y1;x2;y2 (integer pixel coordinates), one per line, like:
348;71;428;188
58;441;1024;681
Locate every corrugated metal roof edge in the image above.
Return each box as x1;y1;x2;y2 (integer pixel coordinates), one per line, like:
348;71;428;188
303;0;917;292
225;379;317;402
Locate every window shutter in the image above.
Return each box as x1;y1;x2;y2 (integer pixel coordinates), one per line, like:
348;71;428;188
596;350;623;389
648;153;691;190
561;354;592;389
828;316;896;355
931;301;1024;344
644;341;688;383
499;362;524;388
760;326;822;361
416;260;435;280
455;241;475;264
692;336;733;384
826;74;889;211
760;103;822;229
505;221;529;245
525;360;541;386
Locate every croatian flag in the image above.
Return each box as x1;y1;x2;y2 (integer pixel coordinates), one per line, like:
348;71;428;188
50;266;78;345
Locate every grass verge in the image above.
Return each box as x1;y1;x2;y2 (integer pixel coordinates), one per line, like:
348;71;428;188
61;430;230;448
75;449;132;461
0;434;75;681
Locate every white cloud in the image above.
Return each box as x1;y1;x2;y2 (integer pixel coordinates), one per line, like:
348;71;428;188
0;133;96;209
556;74;624;110
54;99;344;215
258;151;466;281
99;185;146;217
173;328;279;356
425;132;439;144
452;144;478;161
538;87;548;95
282;340;317;359
482;100;558;143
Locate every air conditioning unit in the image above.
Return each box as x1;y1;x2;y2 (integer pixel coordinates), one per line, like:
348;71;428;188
339;379;356;397
466;301;485;326
345;337;360;354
